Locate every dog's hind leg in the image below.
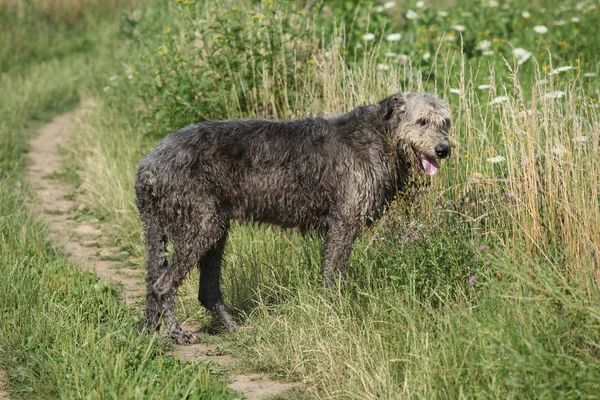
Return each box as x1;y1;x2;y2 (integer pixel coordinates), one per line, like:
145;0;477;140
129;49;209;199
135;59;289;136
153;219;227;344
198;230;238;332
138;205;168;333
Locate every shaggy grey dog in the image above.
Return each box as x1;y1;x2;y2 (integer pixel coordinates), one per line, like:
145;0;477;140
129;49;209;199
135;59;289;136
135;92;452;344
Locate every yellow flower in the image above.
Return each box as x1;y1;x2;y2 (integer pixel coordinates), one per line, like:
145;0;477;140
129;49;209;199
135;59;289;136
252;13;262;19
163;27;172;35
231;6;241;12
542;65;549;72
558;41;568;46
213;34;222;41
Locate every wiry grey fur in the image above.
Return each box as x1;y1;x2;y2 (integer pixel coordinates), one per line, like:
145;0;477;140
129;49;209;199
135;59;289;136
135;92;452;344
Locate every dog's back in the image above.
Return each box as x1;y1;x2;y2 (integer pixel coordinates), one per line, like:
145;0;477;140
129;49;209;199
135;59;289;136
136;117;355;233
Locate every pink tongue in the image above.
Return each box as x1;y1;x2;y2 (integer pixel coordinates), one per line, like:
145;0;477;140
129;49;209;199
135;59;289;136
420;155;439;176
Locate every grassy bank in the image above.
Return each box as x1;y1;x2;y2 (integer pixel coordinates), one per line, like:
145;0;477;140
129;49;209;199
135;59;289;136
57;0;600;398
0;2;231;398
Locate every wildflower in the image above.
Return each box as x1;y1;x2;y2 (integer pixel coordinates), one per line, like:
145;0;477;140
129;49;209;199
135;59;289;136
469;275;477;284
553;20;567;26
415;1;425;9
513;48;532;65
396;54;409;64
482;50;495;56
550;66;574;75
374;5;384;12
363;33;375;41
449;88;461;95
476;40;492;51
488;0;499;7
490;96;509;105
383;1;396;9
521;11;531;18
501;192;516;201
377;63;391;71
451;24;466;32
542;91;565;99
518;109;533;117
422;52;431;61
109;76;118;82
480;245;489;251
573;135;587;143
553;145;568;158
444;34;457;42
478;84;491;90
405;10;420;20
521;159;528;166
103;86;111;92
384;52;397;58
583;72;597;77
487;155;506;163
571;17;580;22
437;10;448;17
127;75;133;80
533;25;548;34
386;33;402;41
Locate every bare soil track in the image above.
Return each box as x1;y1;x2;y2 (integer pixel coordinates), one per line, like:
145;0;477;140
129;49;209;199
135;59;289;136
25;110;298;400
0;370;9;400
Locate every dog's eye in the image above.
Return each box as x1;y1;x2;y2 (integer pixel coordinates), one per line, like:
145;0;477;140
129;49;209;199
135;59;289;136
417;118;428;126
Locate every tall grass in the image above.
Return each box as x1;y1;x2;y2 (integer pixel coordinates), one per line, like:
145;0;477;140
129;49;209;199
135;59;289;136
63;0;600;398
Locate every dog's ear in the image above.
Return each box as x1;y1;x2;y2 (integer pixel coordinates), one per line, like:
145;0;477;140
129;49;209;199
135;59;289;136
379;93;408;122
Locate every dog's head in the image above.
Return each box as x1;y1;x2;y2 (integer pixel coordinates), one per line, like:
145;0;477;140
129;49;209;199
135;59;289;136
379;92;452;176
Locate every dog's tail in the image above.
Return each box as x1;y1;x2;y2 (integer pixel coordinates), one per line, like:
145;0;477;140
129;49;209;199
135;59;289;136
135;166;169;316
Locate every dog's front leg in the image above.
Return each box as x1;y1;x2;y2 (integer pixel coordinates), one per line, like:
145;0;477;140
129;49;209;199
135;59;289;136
321;218;362;286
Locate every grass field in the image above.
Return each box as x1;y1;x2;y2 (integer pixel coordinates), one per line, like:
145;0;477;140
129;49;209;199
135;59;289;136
2;0;600;398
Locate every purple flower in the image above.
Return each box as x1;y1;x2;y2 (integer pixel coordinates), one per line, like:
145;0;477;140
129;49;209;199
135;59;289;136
501;192;516;201
469;275;477;285
480;245;488;251
521;159;528;166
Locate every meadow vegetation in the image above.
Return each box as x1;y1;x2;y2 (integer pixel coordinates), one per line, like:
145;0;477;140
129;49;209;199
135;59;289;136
2;0;600;398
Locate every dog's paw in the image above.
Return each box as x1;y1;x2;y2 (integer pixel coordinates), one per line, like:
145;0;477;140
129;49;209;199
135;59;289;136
170;329;198;345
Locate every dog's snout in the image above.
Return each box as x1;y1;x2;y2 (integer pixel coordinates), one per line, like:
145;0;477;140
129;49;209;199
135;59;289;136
435;143;450;158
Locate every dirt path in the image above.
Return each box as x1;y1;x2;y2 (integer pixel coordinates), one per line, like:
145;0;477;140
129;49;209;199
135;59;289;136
25;110;297;400
0;370;9;400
